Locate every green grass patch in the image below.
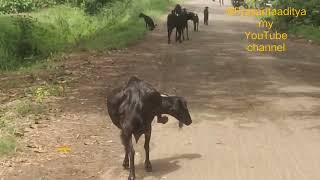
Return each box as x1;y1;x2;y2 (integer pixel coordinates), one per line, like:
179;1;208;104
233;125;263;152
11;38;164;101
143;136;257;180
24;83;66;102
0;136;16;157
15;100;45;117
0;109;16;157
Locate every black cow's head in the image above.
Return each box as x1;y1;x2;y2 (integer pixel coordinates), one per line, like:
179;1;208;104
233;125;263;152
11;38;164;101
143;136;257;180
139;13;144;18
162;95;192;126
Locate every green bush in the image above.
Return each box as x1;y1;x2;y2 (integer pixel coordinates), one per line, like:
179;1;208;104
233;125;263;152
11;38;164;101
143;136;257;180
0;0;87;14
0;0;35;14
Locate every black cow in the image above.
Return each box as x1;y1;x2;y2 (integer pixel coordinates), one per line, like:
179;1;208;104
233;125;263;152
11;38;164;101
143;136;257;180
106;76;192;180
193;13;199;31
167;4;187;44
181;8;190;40
167;10;184;44
139;13;157;31
184;11;199;32
204;7;209;25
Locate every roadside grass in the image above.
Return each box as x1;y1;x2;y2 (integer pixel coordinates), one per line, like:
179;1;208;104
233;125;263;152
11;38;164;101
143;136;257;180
288;25;320;43
14;100;45;117
262;15;320;44
80;0;177;50
0;106;17;157
0;136;16;157
0;81;66;157
247;0;320;44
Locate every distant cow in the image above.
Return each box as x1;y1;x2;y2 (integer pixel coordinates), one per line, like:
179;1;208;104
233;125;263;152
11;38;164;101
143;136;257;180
167;10;181;44
106;76;192;180
184;10;199;32
204;7;209;25
182;8;190;40
193;14;199;31
139;13;157;31
167;4;189;44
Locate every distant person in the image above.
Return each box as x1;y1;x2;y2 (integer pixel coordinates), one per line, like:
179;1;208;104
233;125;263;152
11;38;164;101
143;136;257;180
204;7;209;25
219;0;224;6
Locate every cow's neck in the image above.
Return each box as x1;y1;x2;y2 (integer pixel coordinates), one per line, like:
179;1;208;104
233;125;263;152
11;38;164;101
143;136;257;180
159;96;176;117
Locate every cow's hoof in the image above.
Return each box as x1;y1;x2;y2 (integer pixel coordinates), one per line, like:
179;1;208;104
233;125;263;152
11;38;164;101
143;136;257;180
128;176;135;180
122;161;129;169
145;162;153;172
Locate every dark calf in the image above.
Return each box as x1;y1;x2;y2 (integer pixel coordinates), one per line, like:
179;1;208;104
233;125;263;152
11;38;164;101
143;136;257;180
204;7;209;25
184;10;199;32
106;77;192;180
139;13;157;31
181;8;189;41
193;14;199;31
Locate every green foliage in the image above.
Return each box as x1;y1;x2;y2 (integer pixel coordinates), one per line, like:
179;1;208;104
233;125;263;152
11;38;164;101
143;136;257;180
0;0;35;14
289;24;320;42
273;0;320;29
84;0;114;15
259;0;320;43
13;15;36;59
0;0;87;14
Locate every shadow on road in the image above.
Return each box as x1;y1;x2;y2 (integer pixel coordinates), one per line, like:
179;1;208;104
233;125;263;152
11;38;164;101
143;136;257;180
135;153;201;179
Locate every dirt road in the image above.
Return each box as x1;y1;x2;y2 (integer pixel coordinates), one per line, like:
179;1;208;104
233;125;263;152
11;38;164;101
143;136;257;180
3;0;320;179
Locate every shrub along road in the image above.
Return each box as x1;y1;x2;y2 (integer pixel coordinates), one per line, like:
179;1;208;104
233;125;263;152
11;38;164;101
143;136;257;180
2;0;320;179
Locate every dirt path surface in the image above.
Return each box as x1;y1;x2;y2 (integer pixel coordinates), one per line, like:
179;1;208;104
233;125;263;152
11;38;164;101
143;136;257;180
2;0;320;180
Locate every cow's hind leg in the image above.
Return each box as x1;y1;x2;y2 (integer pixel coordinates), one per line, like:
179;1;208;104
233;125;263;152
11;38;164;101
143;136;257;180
168;28;172;44
182;28;185;41
175;29;178;42
186;24;189;40
144;128;152;172
121;132;129;169
178;29;183;43
121;131;135;180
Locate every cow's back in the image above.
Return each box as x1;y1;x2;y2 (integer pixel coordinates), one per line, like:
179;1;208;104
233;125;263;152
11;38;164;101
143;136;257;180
107;87;126;129
107;77;162;130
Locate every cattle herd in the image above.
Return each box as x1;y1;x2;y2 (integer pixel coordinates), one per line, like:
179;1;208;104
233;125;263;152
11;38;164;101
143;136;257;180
139;4;209;44
108;4;202;180
167;4;201;44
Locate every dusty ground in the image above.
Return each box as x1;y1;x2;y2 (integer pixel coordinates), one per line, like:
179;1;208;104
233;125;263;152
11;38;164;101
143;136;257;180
2;0;320;179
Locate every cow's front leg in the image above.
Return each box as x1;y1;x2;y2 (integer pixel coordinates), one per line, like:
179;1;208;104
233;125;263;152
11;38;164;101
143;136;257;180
123;152;129;169
144;128;152;172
